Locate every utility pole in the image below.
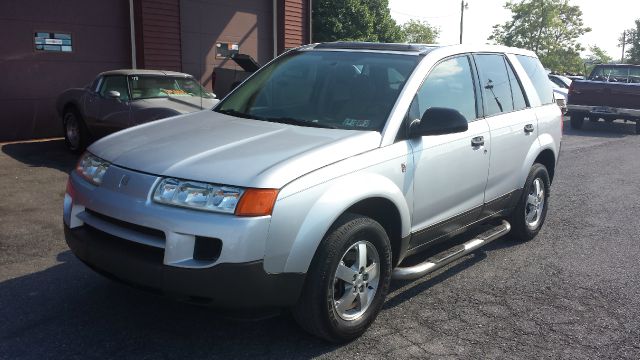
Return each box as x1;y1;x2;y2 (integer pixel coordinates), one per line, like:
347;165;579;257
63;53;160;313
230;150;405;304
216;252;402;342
460;1;468;44
621;30;626;64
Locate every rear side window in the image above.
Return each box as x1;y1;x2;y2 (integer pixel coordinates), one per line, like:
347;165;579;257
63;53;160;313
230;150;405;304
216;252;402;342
505;60;528;111
408;55;477;122
516;55;554;105
474;54;514;116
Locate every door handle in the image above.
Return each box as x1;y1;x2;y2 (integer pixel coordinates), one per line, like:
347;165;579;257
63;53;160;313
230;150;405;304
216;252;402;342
524;124;535;133
471;136;484;147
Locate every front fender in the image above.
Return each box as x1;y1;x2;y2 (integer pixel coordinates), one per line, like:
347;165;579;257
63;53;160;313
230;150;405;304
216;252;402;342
264;172;411;274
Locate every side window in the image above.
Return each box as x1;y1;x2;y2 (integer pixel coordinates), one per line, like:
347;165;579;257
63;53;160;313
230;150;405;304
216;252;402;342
408;56;477;123
474;54;514;116
516;55;554;105
506;60;528;111
99;76;130;101
92;76;103;93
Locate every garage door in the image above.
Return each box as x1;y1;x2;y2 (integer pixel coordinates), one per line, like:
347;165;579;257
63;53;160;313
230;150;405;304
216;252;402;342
0;0;131;141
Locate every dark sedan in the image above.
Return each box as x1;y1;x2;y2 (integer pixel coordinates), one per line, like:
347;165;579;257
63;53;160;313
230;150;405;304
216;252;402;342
57;69;218;152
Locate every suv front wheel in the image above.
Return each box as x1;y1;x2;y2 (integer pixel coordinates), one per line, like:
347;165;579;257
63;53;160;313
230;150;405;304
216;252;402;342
292;213;392;343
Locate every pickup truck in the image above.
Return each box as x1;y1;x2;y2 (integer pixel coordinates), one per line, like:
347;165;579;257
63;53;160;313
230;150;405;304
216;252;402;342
567;64;640;134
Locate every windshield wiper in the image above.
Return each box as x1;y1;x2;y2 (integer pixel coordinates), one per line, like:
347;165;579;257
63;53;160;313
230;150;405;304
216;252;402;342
263;117;340;129
216;109;263;120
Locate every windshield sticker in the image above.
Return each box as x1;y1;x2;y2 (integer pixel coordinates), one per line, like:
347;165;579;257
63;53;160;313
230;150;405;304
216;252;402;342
343;118;371;128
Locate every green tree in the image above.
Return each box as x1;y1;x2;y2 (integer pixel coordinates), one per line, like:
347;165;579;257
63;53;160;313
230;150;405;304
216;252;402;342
312;0;404;43
620;19;640;64
584;45;613;74
400;20;440;44
489;0;591;74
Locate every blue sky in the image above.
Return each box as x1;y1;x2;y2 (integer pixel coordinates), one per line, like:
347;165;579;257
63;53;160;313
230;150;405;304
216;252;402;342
389;0;639;60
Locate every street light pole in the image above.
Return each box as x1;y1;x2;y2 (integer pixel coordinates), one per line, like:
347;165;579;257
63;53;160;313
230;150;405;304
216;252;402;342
621;30;626;64
460;1;468;44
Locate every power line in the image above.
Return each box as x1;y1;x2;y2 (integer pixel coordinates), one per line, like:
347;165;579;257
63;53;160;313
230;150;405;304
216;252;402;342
390;9;457;20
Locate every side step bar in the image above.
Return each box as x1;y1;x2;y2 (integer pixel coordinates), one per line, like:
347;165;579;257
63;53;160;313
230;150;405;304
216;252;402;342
392;220;511;281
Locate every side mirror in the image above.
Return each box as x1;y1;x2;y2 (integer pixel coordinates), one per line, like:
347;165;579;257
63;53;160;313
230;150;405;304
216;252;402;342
409;107;468;137
106;90;121;99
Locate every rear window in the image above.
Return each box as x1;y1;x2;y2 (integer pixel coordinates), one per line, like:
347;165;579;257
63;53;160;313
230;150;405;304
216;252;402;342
515;55;554;105
589;66;640;83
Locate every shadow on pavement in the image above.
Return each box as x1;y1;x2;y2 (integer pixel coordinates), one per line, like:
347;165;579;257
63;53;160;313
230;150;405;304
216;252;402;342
562;118;637;138
1;139;77;173
0;251;339;359
384;225;523;310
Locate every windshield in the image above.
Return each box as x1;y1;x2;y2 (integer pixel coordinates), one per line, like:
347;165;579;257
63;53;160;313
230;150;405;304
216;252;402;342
215;50;420;131
128;75;214;100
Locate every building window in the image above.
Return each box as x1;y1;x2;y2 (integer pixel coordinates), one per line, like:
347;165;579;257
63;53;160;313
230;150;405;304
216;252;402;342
34;32;72;52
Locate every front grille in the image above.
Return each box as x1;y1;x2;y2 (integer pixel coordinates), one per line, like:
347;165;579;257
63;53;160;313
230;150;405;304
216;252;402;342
85;209;165;240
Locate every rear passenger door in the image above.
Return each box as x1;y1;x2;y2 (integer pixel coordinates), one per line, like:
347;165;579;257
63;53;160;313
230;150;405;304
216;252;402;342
473;53;536;214
408;55;491;248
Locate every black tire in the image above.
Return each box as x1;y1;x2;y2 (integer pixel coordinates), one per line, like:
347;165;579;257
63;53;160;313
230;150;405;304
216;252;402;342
509;163;551;242
569;113;584;129
292;213;392;343
604;117;614;123
588;116;599;122
635;121;640;135
63;108;88;153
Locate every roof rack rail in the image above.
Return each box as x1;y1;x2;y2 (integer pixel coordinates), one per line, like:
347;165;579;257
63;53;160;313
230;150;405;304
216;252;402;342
314;41;436;53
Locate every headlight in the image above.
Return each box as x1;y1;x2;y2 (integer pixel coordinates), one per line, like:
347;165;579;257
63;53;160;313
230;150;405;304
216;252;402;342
153;178;244;214
76;152;110;185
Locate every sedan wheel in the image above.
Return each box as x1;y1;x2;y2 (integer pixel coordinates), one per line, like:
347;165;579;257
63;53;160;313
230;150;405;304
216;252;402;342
64;112;80;150
63;109;87;153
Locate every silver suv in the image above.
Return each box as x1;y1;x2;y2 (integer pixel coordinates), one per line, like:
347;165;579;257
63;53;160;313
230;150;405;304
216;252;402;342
63;42;562;342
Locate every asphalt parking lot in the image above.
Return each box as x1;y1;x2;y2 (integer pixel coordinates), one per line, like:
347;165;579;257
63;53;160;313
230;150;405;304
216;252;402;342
1;118;639;359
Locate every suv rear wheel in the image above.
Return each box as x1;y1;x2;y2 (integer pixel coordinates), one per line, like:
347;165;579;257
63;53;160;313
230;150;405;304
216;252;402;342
292;213;392;343
509;163;550;241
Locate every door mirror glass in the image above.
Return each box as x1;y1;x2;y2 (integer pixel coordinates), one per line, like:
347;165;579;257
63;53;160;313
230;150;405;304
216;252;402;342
106;90;121;99
409;107;468;137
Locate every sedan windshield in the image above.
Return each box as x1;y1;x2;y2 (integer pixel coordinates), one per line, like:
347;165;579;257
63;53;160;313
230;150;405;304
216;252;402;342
215;50;420;131
129;75;214;100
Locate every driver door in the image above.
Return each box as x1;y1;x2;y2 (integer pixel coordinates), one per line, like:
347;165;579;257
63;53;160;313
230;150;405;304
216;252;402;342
408;55;491;249
94;75;131;138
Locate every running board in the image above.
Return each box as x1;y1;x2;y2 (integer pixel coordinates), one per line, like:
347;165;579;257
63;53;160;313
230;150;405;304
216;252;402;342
392;220;511;281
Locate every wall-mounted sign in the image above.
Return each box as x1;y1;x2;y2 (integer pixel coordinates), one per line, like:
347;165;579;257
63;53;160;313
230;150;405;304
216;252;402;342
216;42;239;59
34;32;72;52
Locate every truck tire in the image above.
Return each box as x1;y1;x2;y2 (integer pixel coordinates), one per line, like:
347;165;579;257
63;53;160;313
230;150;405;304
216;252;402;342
292;213;392;343
636;121;640;135
570;113;584;129
63;108;88;153
509;163;550;242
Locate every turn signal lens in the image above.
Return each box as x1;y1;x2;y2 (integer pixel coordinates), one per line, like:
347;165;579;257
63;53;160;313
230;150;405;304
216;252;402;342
235;189;279;217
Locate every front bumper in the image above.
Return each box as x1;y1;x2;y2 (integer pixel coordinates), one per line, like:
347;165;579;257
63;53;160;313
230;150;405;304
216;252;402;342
63;165;305;308
65;224;305;307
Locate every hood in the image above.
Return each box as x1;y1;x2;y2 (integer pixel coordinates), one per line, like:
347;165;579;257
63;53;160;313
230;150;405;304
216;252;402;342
89;111;382;188
138;96;219;113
